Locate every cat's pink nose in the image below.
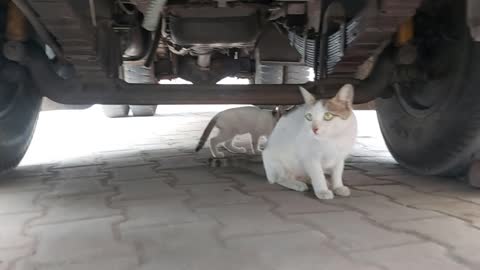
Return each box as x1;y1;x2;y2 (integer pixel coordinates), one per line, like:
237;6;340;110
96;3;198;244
312;128;319;134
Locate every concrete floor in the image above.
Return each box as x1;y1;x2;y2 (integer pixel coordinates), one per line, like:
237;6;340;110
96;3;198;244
1;105;480;270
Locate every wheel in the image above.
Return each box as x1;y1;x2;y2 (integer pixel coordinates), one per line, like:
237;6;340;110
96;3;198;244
130;105;157;117
102;105;130;118
376;0;480;176
0;63;41;172
255;61;311;109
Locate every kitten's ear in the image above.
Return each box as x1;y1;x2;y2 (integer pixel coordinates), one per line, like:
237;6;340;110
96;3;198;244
335;84;354;107
299;87;316;105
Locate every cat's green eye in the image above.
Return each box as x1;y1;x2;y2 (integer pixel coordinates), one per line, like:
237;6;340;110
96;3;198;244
323;112;334;121
305;113;313;121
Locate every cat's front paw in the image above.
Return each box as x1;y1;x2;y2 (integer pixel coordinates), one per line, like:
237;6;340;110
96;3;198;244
333;186;351;197
315;190;334;200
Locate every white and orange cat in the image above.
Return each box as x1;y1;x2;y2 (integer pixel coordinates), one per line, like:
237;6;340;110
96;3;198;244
262;84;357;200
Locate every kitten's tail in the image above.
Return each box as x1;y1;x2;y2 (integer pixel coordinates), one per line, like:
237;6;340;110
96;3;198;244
195;114;219;152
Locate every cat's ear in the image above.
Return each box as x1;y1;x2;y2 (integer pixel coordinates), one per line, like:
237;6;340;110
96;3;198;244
299;87;316;105
335;84;354;107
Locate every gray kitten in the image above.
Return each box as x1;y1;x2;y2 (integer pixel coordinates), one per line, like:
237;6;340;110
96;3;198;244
195;106;283;158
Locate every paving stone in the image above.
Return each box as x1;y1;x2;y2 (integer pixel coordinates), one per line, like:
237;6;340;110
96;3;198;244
0;176;49;194
414;201;480;226
432;187;480;205
217;171;284;192
0;248;32;270
107;165;164;182
356;185;459;206
53;156;104;169
2;165;52;178
252;191;345;214
102;156;155;169
33;193;120;225
197;203;309;238
342;170;395;186
330;195;441;222
119;196;208;230
26;217;137;267
225;230;378;270
16;257;138;270
0;212;39;248
169;168;232;185
378;175;463;192
351;242;471;270
155;156;205;170
391;216;480;266
0;191;42;215
49;165;108;180
183;183;263;208
113;179;186;202
45;176;113;197
291;211;420;251
122;221;260;270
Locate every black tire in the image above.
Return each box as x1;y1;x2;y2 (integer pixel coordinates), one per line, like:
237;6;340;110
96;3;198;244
102;105;130;118
255;61;311;110
130;105;157;117
0;70;41;172
376;0;480;176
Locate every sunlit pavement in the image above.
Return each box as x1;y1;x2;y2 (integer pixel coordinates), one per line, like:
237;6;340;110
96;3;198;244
1;105;480;270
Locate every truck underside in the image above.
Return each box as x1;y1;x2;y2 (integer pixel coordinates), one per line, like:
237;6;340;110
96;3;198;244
2;0;480;177
3;0;421;105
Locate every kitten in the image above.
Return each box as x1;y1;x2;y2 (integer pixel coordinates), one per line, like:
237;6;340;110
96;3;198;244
195;106;282;158
262;84;357;200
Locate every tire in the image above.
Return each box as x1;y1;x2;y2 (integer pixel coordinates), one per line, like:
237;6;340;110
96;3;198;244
0;69;41;172
376;0;480;176
255;61;311;110
102;105;130;118
130;105;157;117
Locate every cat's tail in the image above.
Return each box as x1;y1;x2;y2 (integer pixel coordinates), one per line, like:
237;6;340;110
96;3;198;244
195;114;219;152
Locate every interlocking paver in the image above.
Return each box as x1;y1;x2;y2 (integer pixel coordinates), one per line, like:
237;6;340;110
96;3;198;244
0;191;42;215
330;195;441;222
225;230;378;270
3;107;480;270
0;212;39;248
290;211;420;251
356;185;459;205
252;191;345;214
0;248;32;270
342;170;395;186
113;179;186;202
391;216;480;267
411;201;480;227
23;216;137;268
169;168;233;185
45;176;113;196
107;165;165;182
33;193;120;225
119;196;208;230
121;221;255;270
182;183;263;208
197;203;309;238
0;176;48;194
49;165;108;180
351;242;471;270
